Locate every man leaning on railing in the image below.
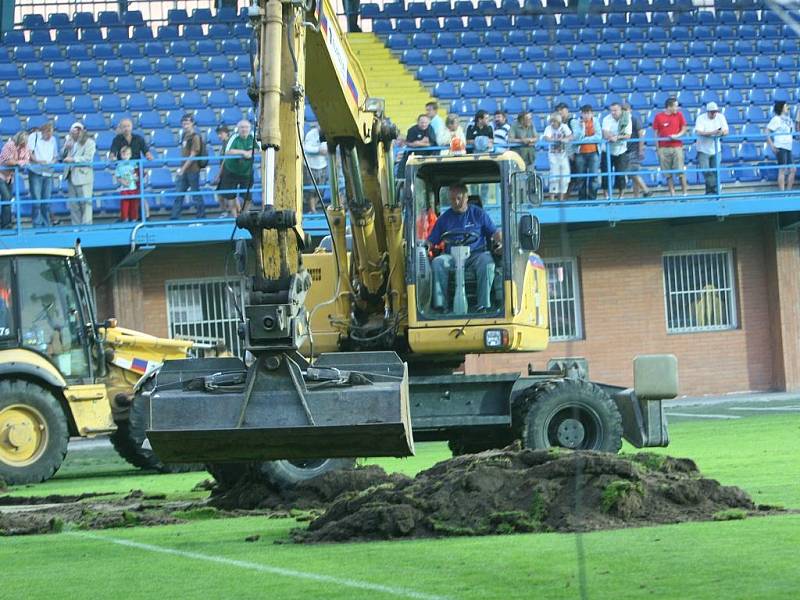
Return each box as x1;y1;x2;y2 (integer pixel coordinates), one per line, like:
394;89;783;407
61;122;95;226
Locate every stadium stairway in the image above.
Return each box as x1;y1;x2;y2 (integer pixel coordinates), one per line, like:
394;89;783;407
347;32;439;132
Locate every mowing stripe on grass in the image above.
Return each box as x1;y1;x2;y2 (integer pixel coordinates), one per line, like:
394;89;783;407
69;532;450;600
665;412;741;420
728;406;800;412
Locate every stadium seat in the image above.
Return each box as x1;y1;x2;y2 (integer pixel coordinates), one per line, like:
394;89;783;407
16;98;40;116
661;58;682;75
208;90;231;109
99;95;125;113
129;58;153;76
88;78;114;94
634;75;656;92
221;72;244;90
132;25;153;41
167;8;190;25
751;73;771;89
60;78;83;95
194;108;216;127
572;44;593;61
681;74;703;91
590;60;612;76
705;73;726;90
169;74;193;92
56;29;78;44
82;113;108;131
749;89;771;105
40;46;64;61
397;19;417;34
234;90;251;108
775;72;796;89
729;73;749;89
609;76;630;93
170;40;195;57
0;116;21;136
22;62;47;80
638;59;659;75
127;94;151;112
124;10;145;26
151;130;177;149
103;59;127;77
138;110;164;130
77;60;103;78
524;46;545;61
567;62;590;77
194;73;217;91
723;89;744;105
157;26;181;41
106;27;130;43
517;62;539;79
165;110;185;128
156;57;181;75
183;57;205;75
33;80;58;97
0;99;14;117
42;96;69;115
417;65;439;82
181;91;205;109
65;44;91;61
114;76;138;94
419;18;440;33
80;28;104;44
615;59;637;75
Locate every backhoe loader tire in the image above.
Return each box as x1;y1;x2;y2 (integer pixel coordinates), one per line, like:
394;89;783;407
110;378;202;474
206;459;356;492
0;380;69;485
522;379;623;453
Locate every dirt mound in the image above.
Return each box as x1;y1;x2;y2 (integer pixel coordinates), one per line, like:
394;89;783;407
210;465;410;511
292;448;757;543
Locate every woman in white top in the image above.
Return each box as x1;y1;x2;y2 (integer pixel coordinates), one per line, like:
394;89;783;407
436;114;466;155
543;113;573;201
767;101;795;191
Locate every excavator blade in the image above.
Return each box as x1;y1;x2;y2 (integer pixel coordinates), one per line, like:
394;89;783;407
145;353;414;463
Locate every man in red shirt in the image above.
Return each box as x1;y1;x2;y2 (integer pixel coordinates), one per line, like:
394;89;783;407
652;97;688;196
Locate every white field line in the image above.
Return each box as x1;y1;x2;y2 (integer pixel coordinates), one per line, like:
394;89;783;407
728;406;800;412
665;412;741;420
69;532;451;600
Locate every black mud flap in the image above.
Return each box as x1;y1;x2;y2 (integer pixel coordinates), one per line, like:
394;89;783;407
145;352;414;462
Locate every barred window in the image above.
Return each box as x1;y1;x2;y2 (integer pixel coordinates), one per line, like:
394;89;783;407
663;251;737;333
166;277;246;357
545;259;583;341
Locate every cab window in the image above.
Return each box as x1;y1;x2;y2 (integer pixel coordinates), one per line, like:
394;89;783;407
0;258;13;339
17;256;90;379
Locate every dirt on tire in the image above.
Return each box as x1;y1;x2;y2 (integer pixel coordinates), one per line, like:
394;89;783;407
291;447;764;543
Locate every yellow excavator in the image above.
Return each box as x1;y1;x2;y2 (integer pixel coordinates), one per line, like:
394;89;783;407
0;245;206;485
146;0;678;487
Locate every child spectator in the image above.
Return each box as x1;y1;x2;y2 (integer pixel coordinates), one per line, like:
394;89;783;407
543;113;573;201
114;145;140;221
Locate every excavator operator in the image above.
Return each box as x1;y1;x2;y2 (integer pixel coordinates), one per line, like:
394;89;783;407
427;183;502;312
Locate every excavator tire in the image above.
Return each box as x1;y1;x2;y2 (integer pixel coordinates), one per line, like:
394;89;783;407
110;375;202;474
206;459;356;491
0;379;69;485
521;379;623;453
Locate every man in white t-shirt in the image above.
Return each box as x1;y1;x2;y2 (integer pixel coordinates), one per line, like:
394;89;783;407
28;122;59;228
601;102;633;198
694;102;729;195
767;100;795;191
303;123;328;213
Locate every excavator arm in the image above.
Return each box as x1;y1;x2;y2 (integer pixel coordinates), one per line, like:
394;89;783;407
144;0;414;463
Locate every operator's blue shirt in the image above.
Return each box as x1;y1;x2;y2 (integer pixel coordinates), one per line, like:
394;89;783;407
428;204;497;253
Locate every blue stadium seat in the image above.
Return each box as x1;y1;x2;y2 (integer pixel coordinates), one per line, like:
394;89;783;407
139;75;164;93
677;90;699;109
579;28;601;44
106;27;130;43
115;43;140;59
753;55;774;71
734;39;756;55
56;29;78;44
114;76;138;94
30;30;53;45
436;32;460;48
751;72;771;89
590;60;612;76
773;89;792;103
156;57;181;75
739;24;758;39
3;31;24;45
756;38;779;55
88;78;114;95
82;113;108;131
233;23;250;37
98;10;120;27
555;29;577;44
487;31;506;46
150;130;178;149
40;45;64;61
157;26;180;41
77;60;103;78
56;77;82;95
22;62;46;80
730;55;750;72
0;99;14;117
165;110;184;128
181;91;205;109
567;62;590;77
221;72;243;90
138;110;164;130
571;45;592;61
507;79;531;96
16;98;40;116
721;89;742;106
704;73;726;90
517;62;539;79
43;96;69;115
775;72;796;89
0;116;21;135
526;96;549;114
407;1;431;18
628;92;649;111
169;74;193;91
194;108;216;127
641;43;663;58
65;44;91;61
383;2;406;18
127;94;151;112
234;90;251;107
543;62;564;78
749;89;771;105
207;90;230;109
123;10;145;26
609;76;630;93
396;19;416;33
531;30;550;45
170;40;195;57
666;42;688;57
99;94;124;113
453;0;476;17
88;44;112;61
596;44;617;60
419;18;440;33
91;130;113;152
549;46;570;61
492;63;513;80
5;79;28;96
603;28;624;44
614;59;637;76
500;47;522;62
780;38;800;53
182;57;205;74
194;73;217;91
80;28;104;44
634;75;656;92
101;59;126;77
468;16;489;31
524;46;545;61
730;73;750;89
560;78;581;95
648;27;668;42
681;74;703;91
637;59;658;75
494;15;514;30
460;81;483;98
129;58;152;76
476;47;497;62
33;80;58;97
23;13;46;28
233;55;250;73
168;8;190;25
196;40;219;57
401;49;425;66
707;56;727;72
535;79;555;95
626;28;647;43
417;65;439;82
216;6;239;23
661;58;682;75
132;25;154;41
431;1;453;17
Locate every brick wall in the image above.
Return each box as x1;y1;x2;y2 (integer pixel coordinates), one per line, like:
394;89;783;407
467;216;784;396
98;216;797;397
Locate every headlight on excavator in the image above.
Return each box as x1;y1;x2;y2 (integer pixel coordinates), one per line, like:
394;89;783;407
484;329;509;349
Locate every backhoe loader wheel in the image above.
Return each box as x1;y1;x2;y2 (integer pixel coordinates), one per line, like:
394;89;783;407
522;379;623;453
0;380;69;485
206;459;356;492
110;378;202;474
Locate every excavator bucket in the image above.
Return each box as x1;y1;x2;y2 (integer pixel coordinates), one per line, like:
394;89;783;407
145;352;414;463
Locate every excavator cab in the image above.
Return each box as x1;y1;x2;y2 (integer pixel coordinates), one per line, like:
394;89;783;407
405;151;550;355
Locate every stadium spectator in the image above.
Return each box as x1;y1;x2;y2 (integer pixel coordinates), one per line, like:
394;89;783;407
109;118;153;162
542;113;572;201
425;102;445;145
212;125;233;215
572;105;603;201
653;97;688;196
406;114;433;151
767;101;796;191
28;122;59;228
622;99;652;197
302;122;328;213
219;119;256;213
509;110;538;167
170;113;204;220
556;102;578;195
602;102;632;198
694;102;729;196
114;145;139;222
466;110;493;153
492;110;511;152
61;122;96;225
0;131;31;229
437;114;466;155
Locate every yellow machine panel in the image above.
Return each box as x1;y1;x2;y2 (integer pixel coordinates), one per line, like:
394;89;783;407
63;384;115;436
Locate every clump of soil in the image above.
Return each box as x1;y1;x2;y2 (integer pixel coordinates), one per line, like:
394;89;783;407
210;465;410;511
291;447;759;543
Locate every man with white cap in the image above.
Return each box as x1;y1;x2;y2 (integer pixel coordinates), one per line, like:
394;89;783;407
694;101;729;196
61;121;96;225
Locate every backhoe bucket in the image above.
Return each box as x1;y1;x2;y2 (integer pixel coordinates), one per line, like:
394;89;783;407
145;352;414;463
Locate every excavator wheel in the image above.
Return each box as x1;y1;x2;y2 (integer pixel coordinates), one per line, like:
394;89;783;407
206;458;356;491
521;379;623;453
110;375;202;474
0;379;69;485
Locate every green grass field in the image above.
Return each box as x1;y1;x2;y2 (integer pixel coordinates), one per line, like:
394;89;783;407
2;413;799;599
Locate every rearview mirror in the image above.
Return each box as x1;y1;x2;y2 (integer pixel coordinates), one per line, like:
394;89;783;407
518;214;541;252
526;170;544;207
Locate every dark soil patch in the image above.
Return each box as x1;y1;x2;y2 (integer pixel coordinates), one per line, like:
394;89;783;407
209;465;410;512
291;448;766;543
0;492;114;506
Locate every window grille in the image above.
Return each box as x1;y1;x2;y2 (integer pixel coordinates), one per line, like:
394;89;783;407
165;277;245;357
545;258;582;341
663;250;737;333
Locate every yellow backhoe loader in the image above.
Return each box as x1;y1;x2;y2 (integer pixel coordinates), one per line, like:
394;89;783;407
0;246;201;485
145;0;678;488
